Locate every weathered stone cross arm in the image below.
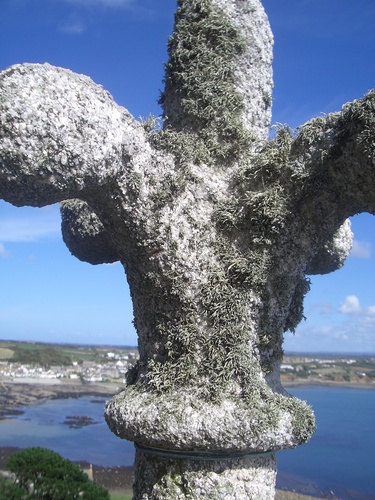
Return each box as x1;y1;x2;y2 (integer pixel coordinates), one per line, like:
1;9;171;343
0;63;152;209
290;89;375;239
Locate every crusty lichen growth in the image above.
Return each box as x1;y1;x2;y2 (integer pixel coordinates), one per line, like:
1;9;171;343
134;450;278;499
1;3;374;496
155;0;254;165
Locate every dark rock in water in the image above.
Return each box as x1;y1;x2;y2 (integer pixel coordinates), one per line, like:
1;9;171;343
62;415;99;429
0;408;24;420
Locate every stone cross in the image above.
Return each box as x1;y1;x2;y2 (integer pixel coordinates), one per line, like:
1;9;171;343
0;0;374;498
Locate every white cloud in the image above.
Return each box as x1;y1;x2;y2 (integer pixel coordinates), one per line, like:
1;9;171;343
339;295;363;315
286;315;375;353
0;205;61;242
0;243;9;258
284;323;352;353
331;296;375;351
339;295;375;319
351;239;372;259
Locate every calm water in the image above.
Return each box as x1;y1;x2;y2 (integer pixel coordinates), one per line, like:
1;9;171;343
277;386;375;499
0;388;374;498
0;396;134;466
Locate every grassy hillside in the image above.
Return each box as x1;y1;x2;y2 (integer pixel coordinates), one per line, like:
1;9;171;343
0;340;136;367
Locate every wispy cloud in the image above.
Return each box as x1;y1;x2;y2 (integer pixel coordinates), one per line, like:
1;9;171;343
351;239;372;259
65;0;134;7
319;302;333;315
56;0;137;36
287;317;375;353
0;243;9;258
337;295;375;351
59;15;86;34
284;322;352;353
0;205;61;243
307;301;334;316
285;293;375;353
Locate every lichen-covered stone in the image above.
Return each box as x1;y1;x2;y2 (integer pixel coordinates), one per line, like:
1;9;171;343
161;0;273;153
61;199;119;265
0;63;151;206
306;219;353;275
133;450;277;499
0;0;374;498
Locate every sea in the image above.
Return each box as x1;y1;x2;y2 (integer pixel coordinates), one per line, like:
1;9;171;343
0;386;374;499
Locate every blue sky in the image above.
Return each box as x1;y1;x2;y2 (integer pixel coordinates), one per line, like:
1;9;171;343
0;0;374;352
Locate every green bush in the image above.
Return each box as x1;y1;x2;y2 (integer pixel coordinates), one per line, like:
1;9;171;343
0;475;27;499
6;447;110;499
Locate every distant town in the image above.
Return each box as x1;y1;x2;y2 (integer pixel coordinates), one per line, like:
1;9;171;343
0;341;138;385
280;354;375;387
1;340;375;388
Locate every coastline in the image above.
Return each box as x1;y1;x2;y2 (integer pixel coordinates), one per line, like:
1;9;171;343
282;379;375;390
0;379;368;499
0;379;121;419
2;376;374;419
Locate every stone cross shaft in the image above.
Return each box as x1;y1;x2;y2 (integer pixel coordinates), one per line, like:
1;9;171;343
0;0;374;498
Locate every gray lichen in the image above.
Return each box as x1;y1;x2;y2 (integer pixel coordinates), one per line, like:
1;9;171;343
158;0;253;164
133;450;278;499
61;199;119;265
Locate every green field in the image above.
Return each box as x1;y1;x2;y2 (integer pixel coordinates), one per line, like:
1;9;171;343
0;340;137;366
109;493;132;500
0;347;14;360
2;340;374;387
281;353;375;385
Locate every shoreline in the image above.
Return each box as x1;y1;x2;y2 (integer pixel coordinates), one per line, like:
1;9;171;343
0;379;121;419
282;379;375;390
0;381;354;500
1;377;374;419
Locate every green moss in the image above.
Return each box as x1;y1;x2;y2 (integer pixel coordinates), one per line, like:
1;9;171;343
134;259;264;400
214;133;297;314
149;129;211;169
133;4;328;407
141;118;311;389
206;128;300;376
126;171;142;198
240;126;293;184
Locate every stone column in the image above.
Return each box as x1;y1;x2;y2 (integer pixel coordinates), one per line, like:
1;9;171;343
0;0;374;498
133;449;277;499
